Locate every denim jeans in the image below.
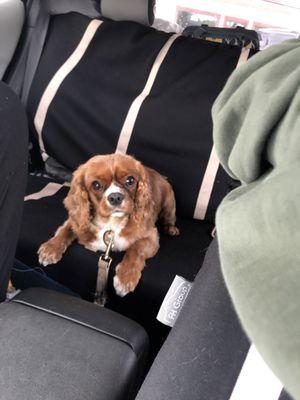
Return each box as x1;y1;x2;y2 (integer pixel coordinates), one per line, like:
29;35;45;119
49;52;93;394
11;259;80;298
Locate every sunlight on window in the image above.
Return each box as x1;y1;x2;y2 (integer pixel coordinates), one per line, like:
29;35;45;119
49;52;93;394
154;0;300;47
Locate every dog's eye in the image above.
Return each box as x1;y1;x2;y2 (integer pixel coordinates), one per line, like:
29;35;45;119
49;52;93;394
125;176;135;187
92;180;103;191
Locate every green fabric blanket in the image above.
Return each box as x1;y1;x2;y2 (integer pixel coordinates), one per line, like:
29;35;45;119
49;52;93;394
213;39;300;399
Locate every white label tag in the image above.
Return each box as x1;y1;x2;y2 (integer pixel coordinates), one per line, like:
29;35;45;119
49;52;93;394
156;275;193;327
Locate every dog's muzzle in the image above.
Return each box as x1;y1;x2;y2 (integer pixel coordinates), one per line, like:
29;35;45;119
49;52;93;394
107;192;124;207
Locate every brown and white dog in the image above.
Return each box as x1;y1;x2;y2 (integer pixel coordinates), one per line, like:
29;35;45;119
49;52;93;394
38;154;179;297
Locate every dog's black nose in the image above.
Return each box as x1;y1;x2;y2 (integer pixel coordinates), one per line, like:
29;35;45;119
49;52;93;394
107;192;124;206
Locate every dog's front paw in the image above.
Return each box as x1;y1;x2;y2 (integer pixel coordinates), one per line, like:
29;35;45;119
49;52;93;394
163;225;180;236
113;264;142;297
38;239;65;266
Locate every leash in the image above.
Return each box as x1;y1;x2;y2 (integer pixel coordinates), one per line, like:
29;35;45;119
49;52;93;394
94;230;114;306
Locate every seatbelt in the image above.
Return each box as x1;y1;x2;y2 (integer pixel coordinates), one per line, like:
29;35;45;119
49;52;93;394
21;3;50;104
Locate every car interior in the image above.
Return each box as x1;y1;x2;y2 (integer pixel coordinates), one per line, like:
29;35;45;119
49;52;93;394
0;0;299;399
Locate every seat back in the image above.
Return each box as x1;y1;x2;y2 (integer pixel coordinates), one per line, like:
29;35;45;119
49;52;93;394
13;0;253;221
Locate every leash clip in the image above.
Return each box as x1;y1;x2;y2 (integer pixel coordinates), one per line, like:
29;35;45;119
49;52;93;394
102;230;115;260
94;230;115;307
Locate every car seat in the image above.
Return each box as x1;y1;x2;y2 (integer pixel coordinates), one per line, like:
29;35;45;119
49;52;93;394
4;0;255;363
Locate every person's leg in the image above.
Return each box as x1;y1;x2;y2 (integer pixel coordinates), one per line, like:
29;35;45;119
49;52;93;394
0;82;28;301
11;259;80;298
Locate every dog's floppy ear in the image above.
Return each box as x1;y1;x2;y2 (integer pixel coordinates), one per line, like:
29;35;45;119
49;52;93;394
133;161;154;224
64;164;92;233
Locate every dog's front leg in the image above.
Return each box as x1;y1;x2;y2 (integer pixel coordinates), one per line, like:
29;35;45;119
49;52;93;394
113;228;159;297
38;219;75;266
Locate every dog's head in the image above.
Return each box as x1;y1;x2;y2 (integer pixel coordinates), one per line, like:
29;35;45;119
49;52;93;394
64;154;152;229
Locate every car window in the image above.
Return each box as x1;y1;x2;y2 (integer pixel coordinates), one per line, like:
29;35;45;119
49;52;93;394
154;0;300;48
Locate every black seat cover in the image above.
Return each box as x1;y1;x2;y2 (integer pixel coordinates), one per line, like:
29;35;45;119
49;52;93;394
17;175;214;354
14;8;252;355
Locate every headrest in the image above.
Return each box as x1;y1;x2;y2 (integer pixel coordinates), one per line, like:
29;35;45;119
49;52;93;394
100;0;155;26
43;0;100;18
0;0;24;79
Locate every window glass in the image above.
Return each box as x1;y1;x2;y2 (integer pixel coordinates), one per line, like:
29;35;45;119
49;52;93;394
177;9;219;29
154;0;300;47
224;17;248;28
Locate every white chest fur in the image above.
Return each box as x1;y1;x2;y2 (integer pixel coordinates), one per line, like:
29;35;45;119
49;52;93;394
88;215;130;252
